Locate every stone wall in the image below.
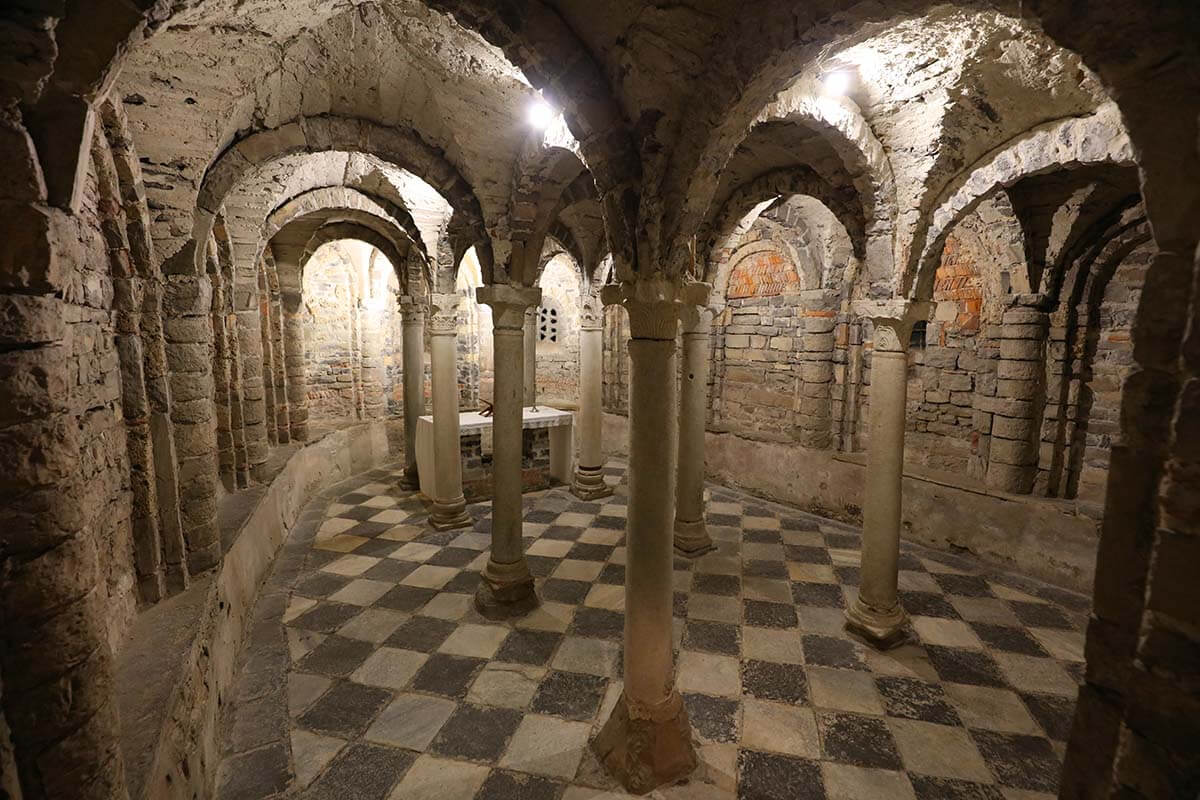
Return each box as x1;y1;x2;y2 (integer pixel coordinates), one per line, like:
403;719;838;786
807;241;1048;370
536;254;582;405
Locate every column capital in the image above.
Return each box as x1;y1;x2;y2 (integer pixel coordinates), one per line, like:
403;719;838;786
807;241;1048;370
429;292;461;335
679;284;718;334
601;278;708;340
476;284;542;330
852;300;932;354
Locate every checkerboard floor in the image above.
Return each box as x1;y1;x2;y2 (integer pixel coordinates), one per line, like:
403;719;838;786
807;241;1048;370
217;459;1090;800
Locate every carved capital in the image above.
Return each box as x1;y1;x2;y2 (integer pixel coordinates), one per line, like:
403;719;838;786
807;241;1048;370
476;285;542;330
852;300;931;354
601;278;695;340
678;284;716;334
580;289;604;330
428;292;460;335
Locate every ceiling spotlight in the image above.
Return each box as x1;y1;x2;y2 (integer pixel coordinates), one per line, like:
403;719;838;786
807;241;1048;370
527;98;556;129
822;70;853;97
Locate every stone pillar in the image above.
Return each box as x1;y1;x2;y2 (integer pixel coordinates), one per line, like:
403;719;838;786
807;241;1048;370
523;306;537;406
236;304;270;481
475;285;542;618
571;295;613;500
428;293;472;530
258;275;279;446
399;295;426;490
673;296;716;557
845;310;923;649
986;297;1048;494
269;284;291;445
592;279;699;794
281;289;308;441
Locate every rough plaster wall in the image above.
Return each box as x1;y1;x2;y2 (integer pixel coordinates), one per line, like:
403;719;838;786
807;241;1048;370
536;254;581;405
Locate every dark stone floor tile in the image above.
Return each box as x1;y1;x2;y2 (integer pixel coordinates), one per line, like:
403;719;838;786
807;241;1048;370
297;680;392;737
525;509;559;523
744;505;772;518
386;615;458;653
426;547;479;567
473;517;494;534
673;591;689;618
442;571;481;593
824;533;861;550
362;558;420;582
744;560;788;579
375;584;438;612
418;531;458;547
495;629;562;666
299;742;416;800
347;521;395;538
295;572;353;599
526;555;560;577
543;524;585;541
570;607;624;640
431;703;525;762
908;775;1004;799
969;623;1051;657
474;769;564;800
410;653;487;698
297;636;374;678
1020;692;1076;741
1033;585;1090;613
791;582;845;609
895;552;926;571
819;711;903;770
744;600;798;629
541;577;592;604
335;505;381;522
684;620;741;656
568;501;602;514
745;529;783;544
291;602;363;634
934;574;995;598
218;741;291;800
684;692;740;743
833;566;861;586
899;591;961;619
1009;601;1074;630
970;730;1061;792
694;573;741;596
741;659;808;704
338;492;373;505
567;542;615;562
875;676;962;726
305;550;341;570
737;749;826;800
598;564;626;585
780;516;821;531
925;646;1007;688
801;635;867;671
592;515;625;529
707;513;741;527
784;545;833;565
531;670;608;720
352;538;403;558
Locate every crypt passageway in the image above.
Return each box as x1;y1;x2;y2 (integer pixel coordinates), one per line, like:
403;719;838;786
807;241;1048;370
1;3;1198;799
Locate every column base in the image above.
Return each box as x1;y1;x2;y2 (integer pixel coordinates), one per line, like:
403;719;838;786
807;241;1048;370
474;558;539;620
591;690;698;794
570;465;613;500
845;596;909;650
672;518;715;558
429;495;472;530
399;462;420;492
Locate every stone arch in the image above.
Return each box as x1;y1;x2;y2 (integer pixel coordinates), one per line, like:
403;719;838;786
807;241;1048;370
299;222;411;289
190;115;488;277
509;145;590;286
908;108;1135;300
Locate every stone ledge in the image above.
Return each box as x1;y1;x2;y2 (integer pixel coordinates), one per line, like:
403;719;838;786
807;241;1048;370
116;421;391;800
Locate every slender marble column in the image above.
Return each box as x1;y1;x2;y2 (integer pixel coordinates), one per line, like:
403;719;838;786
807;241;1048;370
571;293;613;500
428;292;472;530
475;285;542;618
523;307;537;406
281;289;308;441
399;295;426;490
845;312;920;649
592;279;700;794
673;296;716;556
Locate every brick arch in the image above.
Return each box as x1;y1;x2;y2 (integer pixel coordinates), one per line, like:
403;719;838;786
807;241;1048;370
702;165;867;282
908;107;1135;301
190;115;487;277
714;240;810;307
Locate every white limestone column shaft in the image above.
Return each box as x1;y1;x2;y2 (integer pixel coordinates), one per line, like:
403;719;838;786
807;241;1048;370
571;294;612;500
846;315;917;648
523;307;537;406
428;293;471;530
400;296;426;489
475;285;542;615
674;298;715;556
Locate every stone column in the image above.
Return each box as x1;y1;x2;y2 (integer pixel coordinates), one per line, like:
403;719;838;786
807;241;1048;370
523;306;537;406
269;285;291;445
986;296;1048;494
673;295;716;556
845;310;923;649
281;289;308;441
475;285;542;617
571;294;613;500
236;303;270;481
428;292;472;530
399;295;426;490
592;279;699;794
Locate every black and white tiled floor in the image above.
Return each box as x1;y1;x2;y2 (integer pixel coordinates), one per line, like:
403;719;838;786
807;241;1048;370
217;460;1089;800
